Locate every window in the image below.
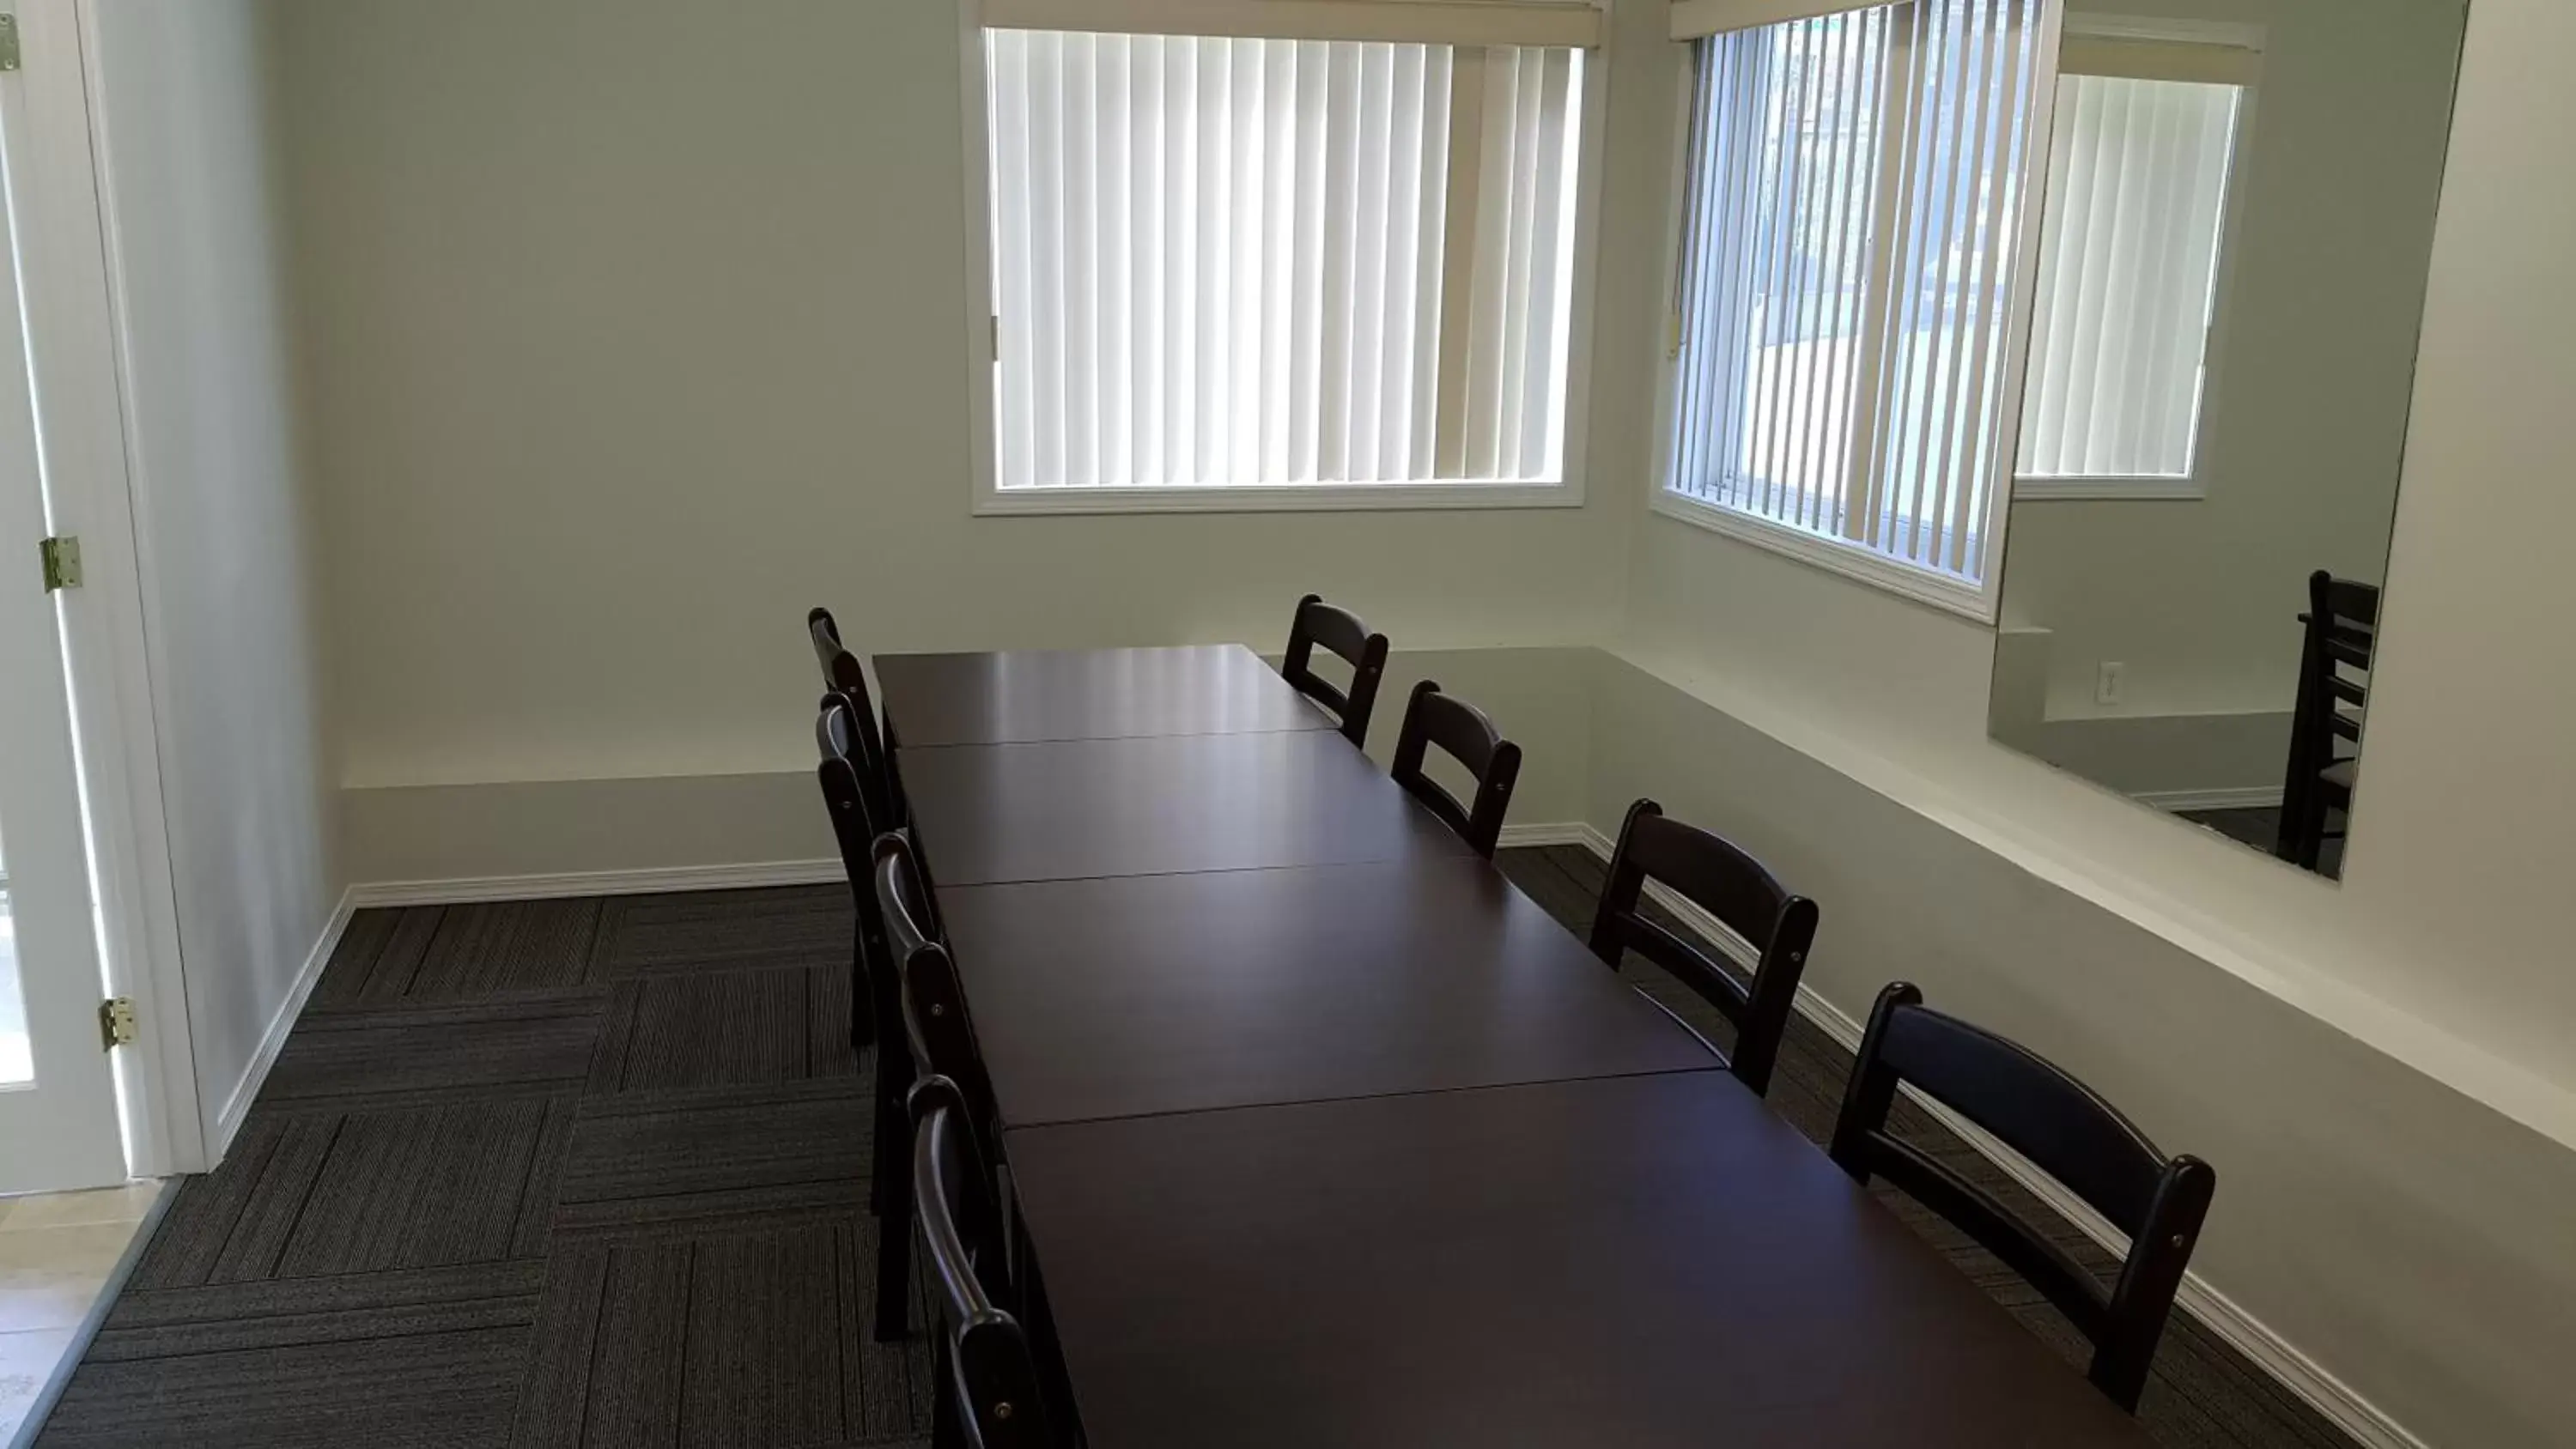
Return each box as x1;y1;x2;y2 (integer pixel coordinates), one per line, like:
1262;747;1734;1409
978;22;1592;506
2016;34;2251;494
1661;0;2055;614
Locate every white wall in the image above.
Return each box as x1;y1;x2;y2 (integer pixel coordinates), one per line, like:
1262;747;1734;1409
274;0;1637;812
89;0;341;1146
2001;0;2466;725
1600;0;2576;1440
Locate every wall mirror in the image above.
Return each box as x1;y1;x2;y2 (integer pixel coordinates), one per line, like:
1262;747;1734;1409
1988;0;2469;880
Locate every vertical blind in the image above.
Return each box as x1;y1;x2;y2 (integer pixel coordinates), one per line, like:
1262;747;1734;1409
1668;0;2052;586
987;28;1585;490
2017;73;2240;479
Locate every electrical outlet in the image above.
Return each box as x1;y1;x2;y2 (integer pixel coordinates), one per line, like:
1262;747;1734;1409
2096;662;2126;706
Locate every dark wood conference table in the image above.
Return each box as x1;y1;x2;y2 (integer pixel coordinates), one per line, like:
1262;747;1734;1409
876;644;2151;1448
873;643;1329;746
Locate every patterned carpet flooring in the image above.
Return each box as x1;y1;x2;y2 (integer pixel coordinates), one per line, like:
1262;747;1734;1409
33;847;2357;1447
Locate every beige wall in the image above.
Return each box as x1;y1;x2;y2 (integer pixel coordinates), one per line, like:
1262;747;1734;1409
2001;0;2467;723
273;0;1641;797
91;0;342;1143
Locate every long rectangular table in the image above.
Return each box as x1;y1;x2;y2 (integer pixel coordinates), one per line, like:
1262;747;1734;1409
876;644;2150;1448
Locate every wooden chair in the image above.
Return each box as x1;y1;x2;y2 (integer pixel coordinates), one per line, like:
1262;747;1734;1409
2275;572;2378;872
809;606;908;828
1585;799;1815;1097
814;697;892;1055
1389;681;1521;858
911;1075;1060;1449
871;830;993;1344
1828;983;2216;1414
1281;593;1389;748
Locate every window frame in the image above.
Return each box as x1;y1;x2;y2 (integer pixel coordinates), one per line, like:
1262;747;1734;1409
1648;4;2069;623
2011;17;2264;505
955;0;1609;517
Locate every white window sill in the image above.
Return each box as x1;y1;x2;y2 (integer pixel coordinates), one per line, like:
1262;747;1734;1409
975;480;1584;518
1649;488;1996;623
2011;474;2205;501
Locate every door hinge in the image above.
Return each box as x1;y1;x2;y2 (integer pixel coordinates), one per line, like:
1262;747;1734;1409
100;997;137;1050
39;535;80;591
0;15;21;73
989;314;1001;361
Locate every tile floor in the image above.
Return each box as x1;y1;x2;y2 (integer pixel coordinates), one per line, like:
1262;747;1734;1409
0;1184;162;1446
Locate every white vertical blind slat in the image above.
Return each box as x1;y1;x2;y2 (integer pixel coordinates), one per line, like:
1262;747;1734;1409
1668;0;2050;585
2018;71;2237;479
990;27;1581;488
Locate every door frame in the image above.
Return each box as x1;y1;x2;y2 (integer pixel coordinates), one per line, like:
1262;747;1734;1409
5;0;203;1178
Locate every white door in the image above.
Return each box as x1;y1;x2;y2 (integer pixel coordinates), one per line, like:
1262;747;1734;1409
0;37;124;1190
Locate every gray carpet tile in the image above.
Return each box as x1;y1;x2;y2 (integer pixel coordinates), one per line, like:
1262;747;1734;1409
262;992;607;1102
590;885;854;979
554;1078;872;1234
39;1322;534;1449
1495;845;2361;1449
313;900;605;1007
586;965;858;1094
513;1218;934;1449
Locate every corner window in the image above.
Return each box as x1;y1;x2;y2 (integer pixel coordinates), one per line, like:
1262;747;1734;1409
1660;0;2055;614
978;25;1592;509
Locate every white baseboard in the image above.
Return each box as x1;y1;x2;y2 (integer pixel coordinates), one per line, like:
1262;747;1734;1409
1538;825;2426;1449
1495;822;1601;850
209;888;352;1160
348;858;847;909
2136;786;2287;812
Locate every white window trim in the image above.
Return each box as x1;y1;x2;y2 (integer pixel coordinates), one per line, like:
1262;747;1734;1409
954;0;1607;518
1646;14;2069;625
2007;15;2264;506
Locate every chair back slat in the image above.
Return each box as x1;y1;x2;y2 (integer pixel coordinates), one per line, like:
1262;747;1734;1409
2277;572;2379;868
1830;983;2216;1413
1586;800;1815;1096
1282;593;1389;747
873;834;990;1124
1872;1006;2170;1231
1388;681;1520;858
809;607;909;826
911;1078;1055;1448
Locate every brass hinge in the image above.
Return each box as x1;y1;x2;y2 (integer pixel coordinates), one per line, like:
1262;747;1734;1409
39;535;79;591
99;997;137;1050
0;15;21;73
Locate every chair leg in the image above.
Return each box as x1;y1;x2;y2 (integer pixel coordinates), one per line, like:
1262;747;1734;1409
873;1055;915;1341
849;949;877;1052
930;1336;963;1449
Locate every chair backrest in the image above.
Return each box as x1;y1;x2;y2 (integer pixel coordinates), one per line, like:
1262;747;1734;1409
1281;593;1389;747
816;695;893;890
872;832;989;1122
1828;982;2215;1413
1585;799;1815;1097
1388;681;1521;858
2300;571;2379;748
810;607;907;824
2276;572;2381;864
911;1076;1054;1449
